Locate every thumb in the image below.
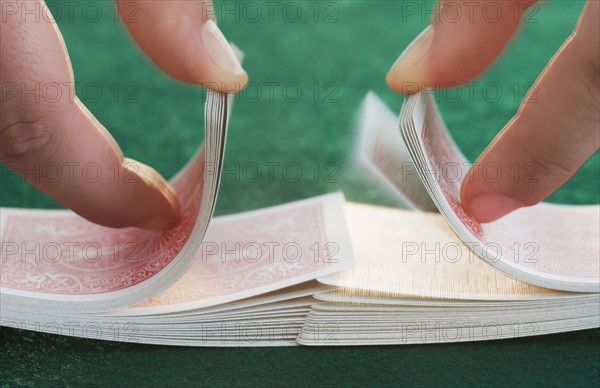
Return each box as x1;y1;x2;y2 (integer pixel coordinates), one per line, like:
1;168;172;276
387;0;538;93
117;0;248;92
1;0;180;230
461;1;600;223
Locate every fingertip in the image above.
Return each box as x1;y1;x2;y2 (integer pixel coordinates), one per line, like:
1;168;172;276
386;70;425;94
204;71;249;93
119;1;248;94
461;165;526;223
71;173;181;231
386;25;433;94
136;188;181;231
198;20;248;93
463;192;525;223
385;70;404;94
136;214;180;231
126;160;181;230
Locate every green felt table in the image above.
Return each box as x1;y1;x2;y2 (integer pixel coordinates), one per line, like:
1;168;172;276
1;0;599;386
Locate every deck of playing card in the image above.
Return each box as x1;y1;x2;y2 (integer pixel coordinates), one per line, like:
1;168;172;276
298;201;598;346
1;80;598;346
0;46;356;346
400;91;599;292
296;93;598;346
1;194;354;346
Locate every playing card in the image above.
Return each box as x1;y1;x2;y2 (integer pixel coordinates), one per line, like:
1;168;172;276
400;91;600;292
319;202;562;300
0;91;231;312
355;92;436;211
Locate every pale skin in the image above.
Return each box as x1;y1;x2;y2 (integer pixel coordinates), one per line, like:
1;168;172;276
387;0;599;222
1;0;247;230
1;0;598;230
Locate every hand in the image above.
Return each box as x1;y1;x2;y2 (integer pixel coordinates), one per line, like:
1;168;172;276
386;0;599;222
0;0;248;229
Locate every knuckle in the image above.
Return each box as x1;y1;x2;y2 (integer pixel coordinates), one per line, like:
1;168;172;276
529;156;576;182
0;113;61;161
571;35;600;120
576;65;600;125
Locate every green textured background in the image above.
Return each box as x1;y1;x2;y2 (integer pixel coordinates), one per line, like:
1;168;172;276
1;0;599;386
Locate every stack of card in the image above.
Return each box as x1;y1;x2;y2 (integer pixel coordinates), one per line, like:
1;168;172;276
0;46;357;346
296;93;599;346
399;92;599;292
1;80;598;346
298;201;599;346
0;92;229;312
1;194;353;346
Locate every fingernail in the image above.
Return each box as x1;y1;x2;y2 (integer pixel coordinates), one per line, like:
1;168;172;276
465;194;525;223
201;20;246;76
387;25;434;92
